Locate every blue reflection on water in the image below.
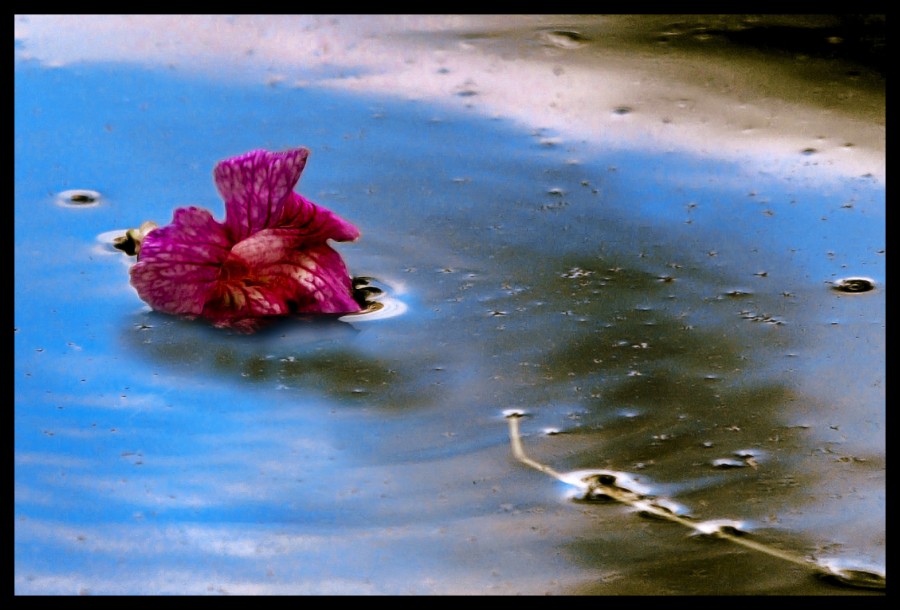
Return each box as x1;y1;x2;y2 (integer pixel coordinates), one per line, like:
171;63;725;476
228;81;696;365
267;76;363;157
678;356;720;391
15;58;884;594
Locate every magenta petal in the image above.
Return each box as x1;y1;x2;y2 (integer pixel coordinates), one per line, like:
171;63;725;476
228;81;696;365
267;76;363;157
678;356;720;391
280;193;361;244
228;228;295;268
214;148;309;242
130;206;231;316
264;245;361;314
208;230;361;319
201;269;293;324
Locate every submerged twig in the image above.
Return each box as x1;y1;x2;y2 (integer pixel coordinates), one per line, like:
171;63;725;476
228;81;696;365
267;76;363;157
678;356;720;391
504;411;885;591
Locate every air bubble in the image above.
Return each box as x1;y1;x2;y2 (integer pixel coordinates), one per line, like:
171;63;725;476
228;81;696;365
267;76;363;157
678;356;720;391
723;289;753;298
691;519;749;537
733;449;759;459
56;189;101;207
636;497;691;520
503;409;527;418
541;30;590;49
561;267;593;279
712;458;746;469
831;277;875;293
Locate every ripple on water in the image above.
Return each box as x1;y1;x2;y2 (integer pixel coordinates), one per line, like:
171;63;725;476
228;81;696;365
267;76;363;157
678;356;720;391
816;558;886;590
95;229;134;255
341;276;408;322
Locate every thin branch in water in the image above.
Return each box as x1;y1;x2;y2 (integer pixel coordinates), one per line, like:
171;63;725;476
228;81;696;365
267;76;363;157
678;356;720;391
504;411;885;591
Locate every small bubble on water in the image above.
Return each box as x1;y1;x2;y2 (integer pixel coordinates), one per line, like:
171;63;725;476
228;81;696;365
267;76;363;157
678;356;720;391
723;289;753;298
503;409;527;419
831;277;875;293
733;449;759;459
561;267;592;279
617;408;641;419
56;189;101;207
691;519;749;537
712;458;746;469
541;30;590;49
637;497;691;519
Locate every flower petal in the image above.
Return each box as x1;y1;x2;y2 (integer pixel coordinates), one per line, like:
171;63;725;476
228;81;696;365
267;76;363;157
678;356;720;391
200;230;361;327
201;275;293;323
266;245;361;314
130;206;231;316
214;148;309;241
280;193;361;244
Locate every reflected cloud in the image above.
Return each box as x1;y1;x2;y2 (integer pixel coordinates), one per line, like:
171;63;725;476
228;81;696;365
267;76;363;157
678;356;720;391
15;515;596;595
14;15;884;182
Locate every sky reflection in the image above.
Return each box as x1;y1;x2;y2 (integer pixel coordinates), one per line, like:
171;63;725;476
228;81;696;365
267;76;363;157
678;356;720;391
15;15;883;595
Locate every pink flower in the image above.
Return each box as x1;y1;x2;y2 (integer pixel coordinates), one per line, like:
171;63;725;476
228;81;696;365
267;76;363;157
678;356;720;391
130;147;362;332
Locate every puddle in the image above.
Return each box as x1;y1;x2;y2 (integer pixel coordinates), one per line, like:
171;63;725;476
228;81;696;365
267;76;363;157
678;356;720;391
15;15;883;595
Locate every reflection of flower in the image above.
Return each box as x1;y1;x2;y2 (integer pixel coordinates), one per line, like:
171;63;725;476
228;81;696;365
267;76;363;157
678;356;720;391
130;148;361;332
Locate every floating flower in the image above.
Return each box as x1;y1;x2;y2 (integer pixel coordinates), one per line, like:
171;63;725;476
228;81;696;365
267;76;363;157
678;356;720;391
130;147;362;332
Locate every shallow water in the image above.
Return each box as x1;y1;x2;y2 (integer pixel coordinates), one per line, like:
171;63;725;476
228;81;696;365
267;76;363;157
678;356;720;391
15;15;884;595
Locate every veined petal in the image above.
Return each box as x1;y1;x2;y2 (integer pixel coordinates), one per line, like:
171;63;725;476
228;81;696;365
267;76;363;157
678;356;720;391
269;245;362;314
228;228;295;269
201;277;293;324
130;206;231;316
279;193;361;244
201;243;361;327
214;148;309;241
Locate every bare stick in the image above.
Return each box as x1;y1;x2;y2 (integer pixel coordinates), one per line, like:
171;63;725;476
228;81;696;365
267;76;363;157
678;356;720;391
505;412;885;590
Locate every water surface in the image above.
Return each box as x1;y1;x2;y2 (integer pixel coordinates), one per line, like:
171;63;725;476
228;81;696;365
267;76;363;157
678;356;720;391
15;15;884;595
